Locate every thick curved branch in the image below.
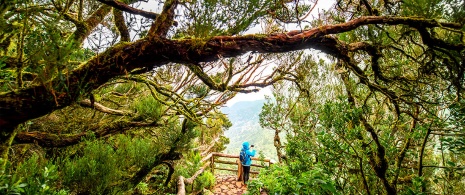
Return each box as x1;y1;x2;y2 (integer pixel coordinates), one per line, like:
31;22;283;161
96;0;159;19
15;120;158;147
0;16;462;132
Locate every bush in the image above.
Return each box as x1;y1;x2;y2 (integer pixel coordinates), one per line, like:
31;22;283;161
195;171;215;191
174;152;216;193
1;156;67;195
61;140;118;194
60;134;161;194
247;164;338;195
132;96;163;120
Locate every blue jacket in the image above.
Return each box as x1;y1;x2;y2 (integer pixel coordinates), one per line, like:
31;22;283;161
241;142;256;166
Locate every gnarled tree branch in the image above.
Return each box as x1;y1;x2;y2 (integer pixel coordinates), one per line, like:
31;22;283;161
0;16;462;133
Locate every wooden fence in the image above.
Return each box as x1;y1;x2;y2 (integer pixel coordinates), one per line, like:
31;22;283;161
177;152;273;195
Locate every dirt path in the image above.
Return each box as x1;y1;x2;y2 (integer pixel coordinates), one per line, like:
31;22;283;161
213;175;247;195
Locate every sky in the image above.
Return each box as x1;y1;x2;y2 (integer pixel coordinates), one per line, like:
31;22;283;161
225;0;335;107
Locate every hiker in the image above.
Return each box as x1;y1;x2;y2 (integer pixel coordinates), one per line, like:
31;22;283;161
240;141;256;184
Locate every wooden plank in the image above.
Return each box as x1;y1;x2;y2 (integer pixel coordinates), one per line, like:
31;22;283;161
213;160;267;168
214;166;260;174
250;163;266;168
216;167;239;172
212;152;271;163
215;159;239;165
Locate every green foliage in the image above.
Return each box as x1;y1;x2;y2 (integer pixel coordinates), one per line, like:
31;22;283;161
177;0;280;38
0;169;28;195
61;140;119;194
318;97;362;134
195;171;215;191
2;0;465;195
132;95;164;120
176;152;203;178
114;83;132;94
405;176;427;195
174;151;215;192
401;0;464;21
60;134;162;194
187;83;209;98
0;156;67;195
248;164;338;195
135;182;150;194
0;59;14;91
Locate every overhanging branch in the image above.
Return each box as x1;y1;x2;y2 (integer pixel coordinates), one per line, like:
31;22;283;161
0;16;463;132
15;120;159;147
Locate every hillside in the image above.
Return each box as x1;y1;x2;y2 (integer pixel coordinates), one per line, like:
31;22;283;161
221;100;277;161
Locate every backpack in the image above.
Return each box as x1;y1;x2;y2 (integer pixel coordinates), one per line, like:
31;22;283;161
239;150;248;164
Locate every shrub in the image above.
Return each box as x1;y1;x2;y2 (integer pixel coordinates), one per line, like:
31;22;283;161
1;156;67;195
60;134;161;194
132;95;163;120
195;171;215;191
247;163;338;195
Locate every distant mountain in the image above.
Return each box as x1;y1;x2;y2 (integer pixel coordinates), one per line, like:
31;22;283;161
221;100;277;162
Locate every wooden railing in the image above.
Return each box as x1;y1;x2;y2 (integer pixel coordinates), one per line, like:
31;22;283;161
177;152;273;195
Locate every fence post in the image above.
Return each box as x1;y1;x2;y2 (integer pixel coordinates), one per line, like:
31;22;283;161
237;159;243;181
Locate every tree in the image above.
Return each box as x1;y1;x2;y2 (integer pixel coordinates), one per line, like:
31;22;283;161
256;1;465;194
0;0;464;193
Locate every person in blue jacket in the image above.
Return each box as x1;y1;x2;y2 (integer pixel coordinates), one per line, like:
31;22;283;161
241;141;256;184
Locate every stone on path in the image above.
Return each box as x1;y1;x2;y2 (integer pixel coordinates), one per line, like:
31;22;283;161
213;175;248;195
212;174;269;195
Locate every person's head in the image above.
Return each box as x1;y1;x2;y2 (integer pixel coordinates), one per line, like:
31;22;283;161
242;141;250;150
